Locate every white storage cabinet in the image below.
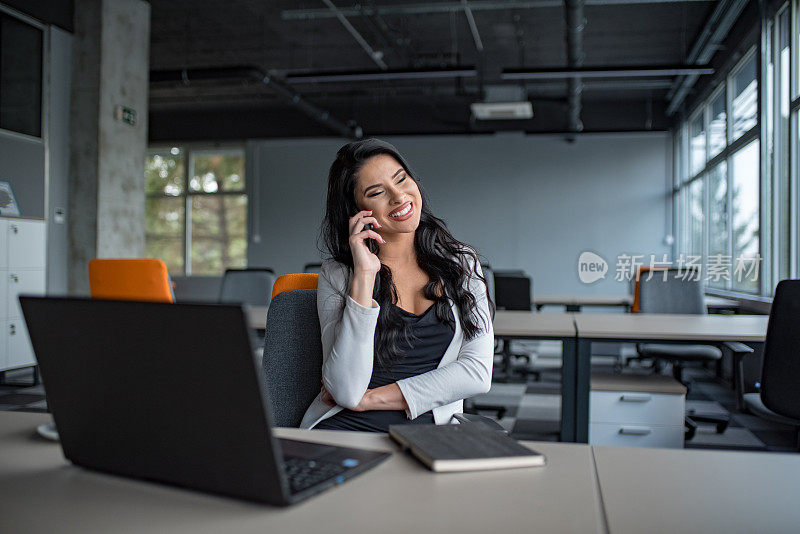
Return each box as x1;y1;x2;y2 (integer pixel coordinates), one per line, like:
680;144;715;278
589;373;687;449
1;218;46;373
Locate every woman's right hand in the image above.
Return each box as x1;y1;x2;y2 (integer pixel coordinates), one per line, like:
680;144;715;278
348;210;384;274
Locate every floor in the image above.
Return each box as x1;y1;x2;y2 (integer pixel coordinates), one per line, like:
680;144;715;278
2;345;797;452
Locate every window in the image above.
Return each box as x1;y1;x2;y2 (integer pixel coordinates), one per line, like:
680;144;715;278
0;13;43;137
145;151;185;273
708;90;727;159
731;52;758;141
731;140;760;292
688;177;705;257
674;44;763;296
708;162;728;272
689;113;706;176
144;147;247;275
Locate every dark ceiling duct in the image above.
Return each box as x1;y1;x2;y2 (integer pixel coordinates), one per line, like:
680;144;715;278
285;67;477;84
564;0;585;133
502;65;714;80
149;66;363;139
283;0;717;20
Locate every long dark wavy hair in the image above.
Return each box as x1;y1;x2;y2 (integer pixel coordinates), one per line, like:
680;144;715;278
320;138;494;369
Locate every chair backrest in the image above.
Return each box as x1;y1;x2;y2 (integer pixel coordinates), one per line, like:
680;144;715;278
271;273;319;299
218;268;276;306
494;273;532;311
635;267;705;315
88;259;173;303
262;289;322;427
760;279;800;420
303;262;322;274
494;269;526;277
481;263;495;304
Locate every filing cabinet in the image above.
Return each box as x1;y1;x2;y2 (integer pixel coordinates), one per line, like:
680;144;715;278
589;373;686;449
1;218;46;373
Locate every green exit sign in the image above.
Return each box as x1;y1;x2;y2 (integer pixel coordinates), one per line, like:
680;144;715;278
114;105;137;126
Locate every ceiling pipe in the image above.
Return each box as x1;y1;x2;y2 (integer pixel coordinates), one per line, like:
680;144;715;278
283;0;712;20
321;0;388;70
286;67;477;83
665;0;749;116
149;66;363;139
564;0;585;133
502;65;715;80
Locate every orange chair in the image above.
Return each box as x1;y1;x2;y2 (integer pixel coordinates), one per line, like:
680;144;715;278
88;259;174;303
271;273;318;299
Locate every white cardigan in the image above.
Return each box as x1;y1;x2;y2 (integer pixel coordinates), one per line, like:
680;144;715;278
299;256;494;429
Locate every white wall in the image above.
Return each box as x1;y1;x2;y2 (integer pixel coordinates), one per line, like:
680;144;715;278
247;132;672;296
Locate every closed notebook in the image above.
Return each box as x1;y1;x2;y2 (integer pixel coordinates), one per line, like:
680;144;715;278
389;423;545;473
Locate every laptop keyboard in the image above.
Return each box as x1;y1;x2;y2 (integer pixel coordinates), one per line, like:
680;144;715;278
282;456;349;494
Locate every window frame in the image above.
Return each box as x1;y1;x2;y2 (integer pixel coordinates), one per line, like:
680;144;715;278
145;144;247;276
674;44;762;296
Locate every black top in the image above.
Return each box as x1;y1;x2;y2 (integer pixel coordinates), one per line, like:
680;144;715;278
315;302;455;432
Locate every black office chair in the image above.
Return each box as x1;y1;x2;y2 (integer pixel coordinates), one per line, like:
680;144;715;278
492;273;540;382
262;289;505;431
634;268;749;440
303;262;322;274
262;289;324;427
741;280;800;450
481;263;495;304
218;268;276;306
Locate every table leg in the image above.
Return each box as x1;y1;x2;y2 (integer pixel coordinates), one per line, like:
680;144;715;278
560;337;576;442
574;339;592;443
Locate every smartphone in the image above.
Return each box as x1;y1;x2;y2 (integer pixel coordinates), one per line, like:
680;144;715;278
364;223;379;253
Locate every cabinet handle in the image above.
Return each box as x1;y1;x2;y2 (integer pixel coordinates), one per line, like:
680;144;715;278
9;273;18;283
11;224;18;234
619;426;652;436
9;323;15;335
620;394;651;403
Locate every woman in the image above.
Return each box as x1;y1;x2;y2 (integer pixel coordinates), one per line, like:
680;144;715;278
300;138;494;431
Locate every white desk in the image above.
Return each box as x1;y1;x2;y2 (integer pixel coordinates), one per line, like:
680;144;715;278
593;445;800;533
573;313;768;343
571;314;768;443
0;411;605;534
533;294;739;312
493;310;576;338
6;412;800;533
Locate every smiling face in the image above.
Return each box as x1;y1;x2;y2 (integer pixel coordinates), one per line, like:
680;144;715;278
355;154;423;234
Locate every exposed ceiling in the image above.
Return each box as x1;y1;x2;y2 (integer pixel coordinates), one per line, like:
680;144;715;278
147;0;733;141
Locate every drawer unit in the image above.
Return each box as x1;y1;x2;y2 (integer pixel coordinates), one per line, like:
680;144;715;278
589;423;684;449
589;373;686;449
590;390;684;427
1;217;46;373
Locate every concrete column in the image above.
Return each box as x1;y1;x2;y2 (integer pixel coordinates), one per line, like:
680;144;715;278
68;0;150;294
